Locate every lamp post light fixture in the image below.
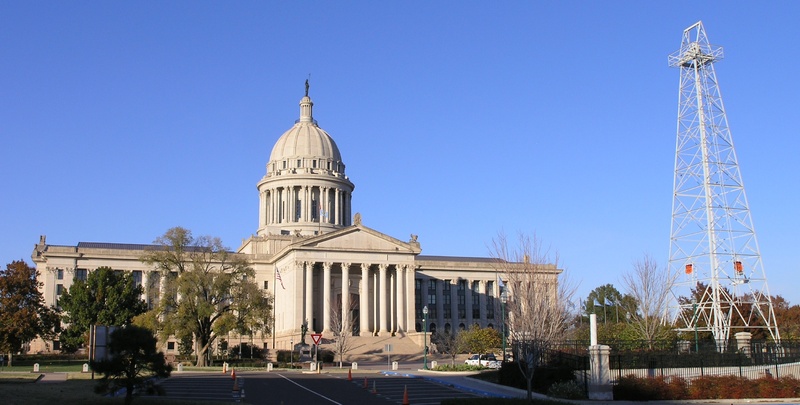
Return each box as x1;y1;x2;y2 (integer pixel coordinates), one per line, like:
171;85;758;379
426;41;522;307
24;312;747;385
422;305;429;370
500;289;508;363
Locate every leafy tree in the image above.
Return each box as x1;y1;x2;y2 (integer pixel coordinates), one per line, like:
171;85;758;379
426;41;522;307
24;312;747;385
0;260;58;366
584;284;626;324
490;232;576;401
140;227;272;367
58;266;147;352
772;296;800;340
461;325;501;358
91;325;172;405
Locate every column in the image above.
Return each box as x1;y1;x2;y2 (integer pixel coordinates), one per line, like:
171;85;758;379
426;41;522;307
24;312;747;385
341;263;350;331
465;279;473;327
259;191;265;227
373;269;379;335
141;271;150;304
389;270;395;333
304;262;313;329
334;188;340;225
378;264;389;335
360;264;370;336
395;265;405;333
323;262;332;333
406;265;416;334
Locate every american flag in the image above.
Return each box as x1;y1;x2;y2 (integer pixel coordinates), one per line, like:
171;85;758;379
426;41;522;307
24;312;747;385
276;268;285;290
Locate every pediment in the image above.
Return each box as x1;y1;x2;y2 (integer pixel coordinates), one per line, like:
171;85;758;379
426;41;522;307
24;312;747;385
289;224;420;254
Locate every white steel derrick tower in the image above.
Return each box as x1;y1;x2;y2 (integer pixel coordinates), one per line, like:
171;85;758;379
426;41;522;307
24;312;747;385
668;21;780;349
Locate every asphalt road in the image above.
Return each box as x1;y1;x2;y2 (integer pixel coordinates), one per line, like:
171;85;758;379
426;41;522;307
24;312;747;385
151;370;486;405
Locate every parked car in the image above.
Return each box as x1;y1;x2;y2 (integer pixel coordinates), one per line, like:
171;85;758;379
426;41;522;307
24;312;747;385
464;354;500;369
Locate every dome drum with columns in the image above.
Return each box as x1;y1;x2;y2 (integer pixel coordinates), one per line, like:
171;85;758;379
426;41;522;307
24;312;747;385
29;84;562;358
257;93;354;237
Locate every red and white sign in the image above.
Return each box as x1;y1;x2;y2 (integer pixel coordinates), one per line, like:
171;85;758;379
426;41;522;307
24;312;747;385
311;334;322;345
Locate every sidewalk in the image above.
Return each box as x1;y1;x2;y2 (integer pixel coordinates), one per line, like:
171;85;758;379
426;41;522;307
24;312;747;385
37;373;68;383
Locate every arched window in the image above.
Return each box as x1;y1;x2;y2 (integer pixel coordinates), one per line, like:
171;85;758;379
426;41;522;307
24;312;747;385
459;323;466;331
445;323;451;333
415;322;422;332
430;323;437;334
487;323;494;329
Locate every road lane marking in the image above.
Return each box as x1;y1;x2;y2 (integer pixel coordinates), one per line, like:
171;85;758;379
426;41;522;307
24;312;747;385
277;373;344;405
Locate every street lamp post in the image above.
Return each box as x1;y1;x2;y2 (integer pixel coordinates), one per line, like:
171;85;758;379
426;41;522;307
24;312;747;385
500;289;508;363
422;305;429;370
290;339;294;369
692;299;699;353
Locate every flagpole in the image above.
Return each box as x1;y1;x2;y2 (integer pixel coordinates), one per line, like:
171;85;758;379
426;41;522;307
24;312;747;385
273;267;277;351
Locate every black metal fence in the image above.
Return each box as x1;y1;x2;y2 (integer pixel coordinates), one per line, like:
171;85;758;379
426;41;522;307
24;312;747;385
554;339;800;383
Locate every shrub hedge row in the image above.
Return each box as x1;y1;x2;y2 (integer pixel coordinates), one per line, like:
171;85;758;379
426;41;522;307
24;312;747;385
614;374;800;400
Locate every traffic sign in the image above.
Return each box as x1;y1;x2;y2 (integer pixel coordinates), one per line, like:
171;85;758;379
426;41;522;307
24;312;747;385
311;333;322;345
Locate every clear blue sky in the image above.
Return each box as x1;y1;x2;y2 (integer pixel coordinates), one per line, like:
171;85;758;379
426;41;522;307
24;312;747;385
2;2;798;305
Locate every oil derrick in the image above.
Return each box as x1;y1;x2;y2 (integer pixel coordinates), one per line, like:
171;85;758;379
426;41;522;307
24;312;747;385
668;21;780;350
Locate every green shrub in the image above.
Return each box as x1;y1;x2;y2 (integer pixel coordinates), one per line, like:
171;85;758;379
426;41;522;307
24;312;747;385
319;349;334;363
276;350;300;363
497;362;576;394
433;363;487;372
547;380;587;399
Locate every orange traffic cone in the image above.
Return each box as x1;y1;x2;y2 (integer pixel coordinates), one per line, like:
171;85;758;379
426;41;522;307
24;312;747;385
231;368;236;380
222;363;227;374
348;369;352;381
402;385;409;405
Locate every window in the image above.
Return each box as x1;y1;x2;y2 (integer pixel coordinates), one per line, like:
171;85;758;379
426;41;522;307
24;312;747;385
472;281;481;319
56;284;64;295
313;160;317;168
283;161;287;169
132;271;142;288
443;280;452;319
295;200;302;221
167;342;175;351
457;280;466;319
263;280;269;290
486;280;495;319
57;269;63;280
297;159;301;167
75;269;87;281
415;279;422;319
53;341;61;351
427;280;437;318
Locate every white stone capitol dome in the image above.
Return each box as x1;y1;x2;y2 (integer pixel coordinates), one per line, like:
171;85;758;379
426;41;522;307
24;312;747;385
269;95;343;165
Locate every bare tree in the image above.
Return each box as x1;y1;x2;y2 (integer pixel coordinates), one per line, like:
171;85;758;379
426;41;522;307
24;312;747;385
433;329;466;366
620;254;676;347
328;300;357;368
490;232;575;401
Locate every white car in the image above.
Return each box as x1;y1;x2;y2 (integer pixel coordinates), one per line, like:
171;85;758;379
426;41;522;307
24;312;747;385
465;354;500;368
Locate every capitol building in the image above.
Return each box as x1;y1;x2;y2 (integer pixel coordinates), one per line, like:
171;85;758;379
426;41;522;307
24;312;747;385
31;87;561;355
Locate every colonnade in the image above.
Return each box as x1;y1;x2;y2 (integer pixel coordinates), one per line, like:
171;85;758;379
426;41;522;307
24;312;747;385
260;185;351;228
298;261;415;337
